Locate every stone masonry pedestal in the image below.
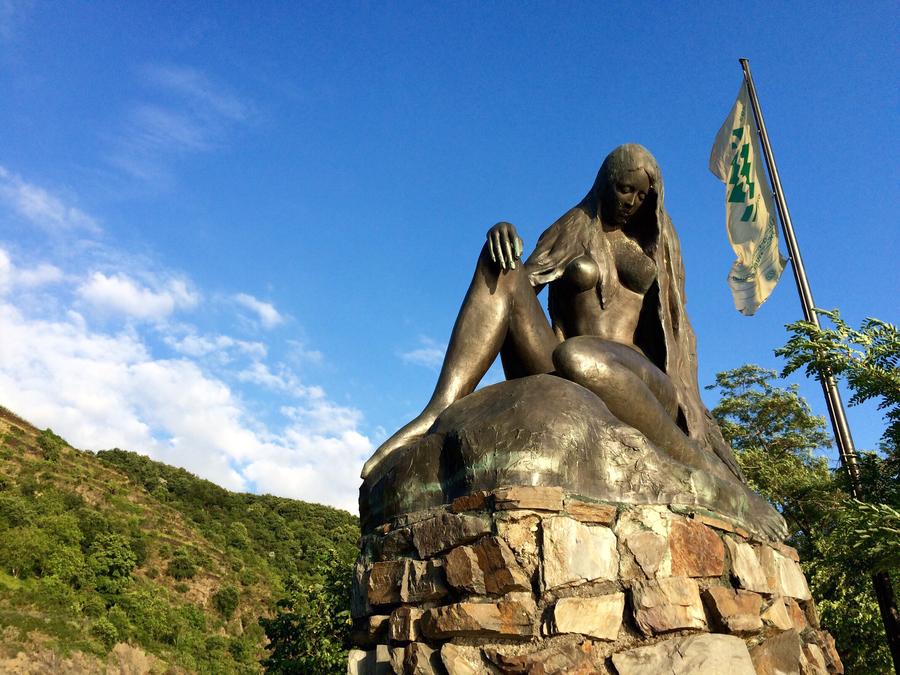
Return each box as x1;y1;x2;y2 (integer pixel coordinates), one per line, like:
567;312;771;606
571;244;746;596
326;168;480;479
348;487;843;675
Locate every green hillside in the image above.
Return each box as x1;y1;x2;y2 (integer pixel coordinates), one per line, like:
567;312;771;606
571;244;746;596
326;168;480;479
0;406;359;673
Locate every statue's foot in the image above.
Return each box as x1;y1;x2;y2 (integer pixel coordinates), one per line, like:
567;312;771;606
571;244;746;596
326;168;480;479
361;411;439;479
666;435;737;485
687;454;786;541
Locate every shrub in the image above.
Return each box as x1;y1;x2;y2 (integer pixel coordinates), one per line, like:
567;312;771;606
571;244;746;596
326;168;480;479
106;605;131;637
76;510;112;550
80;594;106;618
128;533;149;567
118;589;176;644
226;522;250;550
228;636;249;661
39;514;84;548
37;429;66;461
31;575;77;611
166;548;197;581
62;490;85;511
205;635;228;654
17;475;39;497
212;585;239;619
91;617;118;649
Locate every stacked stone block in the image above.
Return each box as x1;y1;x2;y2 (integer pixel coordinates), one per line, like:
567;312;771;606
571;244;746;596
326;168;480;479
349;486;843;674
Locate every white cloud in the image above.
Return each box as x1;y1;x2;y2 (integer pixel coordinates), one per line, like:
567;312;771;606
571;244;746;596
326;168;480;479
128;105;210;153
15;262;64;287
243;399;371;510
0;166;101;234
78;272;199;320
0;248;369;511
109;64;251;182
242;426;370;511
237;361;323;399
282;400;363;436
234;292;283;328
0;248;63;293
286;338;323;365
400;336;446;369
144;64;248;122
163;331;266;360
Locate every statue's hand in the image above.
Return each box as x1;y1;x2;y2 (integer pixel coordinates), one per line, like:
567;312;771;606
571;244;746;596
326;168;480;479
487;222;524;271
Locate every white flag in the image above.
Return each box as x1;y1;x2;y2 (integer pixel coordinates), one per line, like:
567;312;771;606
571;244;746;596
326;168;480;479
710;83;786;316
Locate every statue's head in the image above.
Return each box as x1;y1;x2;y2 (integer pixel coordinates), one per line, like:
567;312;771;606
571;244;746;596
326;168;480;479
594;144;661;228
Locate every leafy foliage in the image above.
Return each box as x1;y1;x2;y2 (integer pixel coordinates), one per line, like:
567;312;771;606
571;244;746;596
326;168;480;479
709;366;896;673
778;310;900;447
778;310;900;669
259;548;354;674
91;617;119;649
37;428;66;461
213;585;240;619
166;547;197;581
88;533;137;593
840;500;900;574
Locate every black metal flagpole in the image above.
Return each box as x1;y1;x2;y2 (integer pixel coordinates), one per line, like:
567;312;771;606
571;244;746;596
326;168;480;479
739;57;861;491
739;57;899;672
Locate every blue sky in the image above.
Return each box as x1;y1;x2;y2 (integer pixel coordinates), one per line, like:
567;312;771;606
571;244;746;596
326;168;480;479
1;2;896;512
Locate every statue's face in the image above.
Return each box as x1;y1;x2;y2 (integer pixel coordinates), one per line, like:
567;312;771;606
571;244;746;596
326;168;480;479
603;168;650;227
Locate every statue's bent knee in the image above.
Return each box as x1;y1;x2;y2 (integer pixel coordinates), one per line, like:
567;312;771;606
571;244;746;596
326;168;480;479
552;337;614;382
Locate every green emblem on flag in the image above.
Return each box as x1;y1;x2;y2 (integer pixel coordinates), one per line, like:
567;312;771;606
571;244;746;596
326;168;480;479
727;127;758;222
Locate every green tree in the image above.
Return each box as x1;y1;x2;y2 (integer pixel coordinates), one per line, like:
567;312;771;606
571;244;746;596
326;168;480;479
0;493;32;528
777;310;900;671
708;365;891;673
116;588;178;644
39;513;84;548
226;521;251;550
88;533;137;593
259;548;354;674
708;365;836;546
0;526;54;578
46;545;90;588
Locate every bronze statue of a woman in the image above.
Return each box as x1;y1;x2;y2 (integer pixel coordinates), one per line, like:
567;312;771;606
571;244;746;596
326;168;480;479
362;144;784;538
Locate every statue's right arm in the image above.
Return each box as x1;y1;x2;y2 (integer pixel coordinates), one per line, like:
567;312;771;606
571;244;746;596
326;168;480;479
487;221;524;271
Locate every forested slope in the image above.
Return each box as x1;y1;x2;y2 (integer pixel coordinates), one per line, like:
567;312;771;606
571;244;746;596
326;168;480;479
0;405;358;673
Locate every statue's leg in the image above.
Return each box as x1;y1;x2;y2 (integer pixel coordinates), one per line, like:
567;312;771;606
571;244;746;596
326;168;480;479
361;244;556;478
553;336;732;481
427;244;556;409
